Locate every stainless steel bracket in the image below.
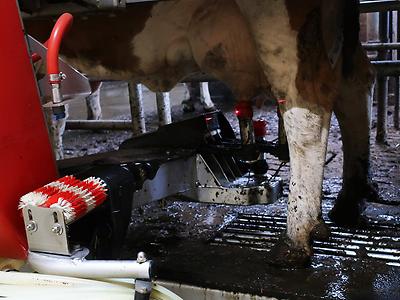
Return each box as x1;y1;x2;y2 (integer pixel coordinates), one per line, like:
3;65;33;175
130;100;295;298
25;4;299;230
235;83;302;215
22;205;70;255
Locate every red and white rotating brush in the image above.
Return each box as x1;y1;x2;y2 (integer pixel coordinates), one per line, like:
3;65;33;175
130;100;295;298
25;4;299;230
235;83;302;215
19;175;107;224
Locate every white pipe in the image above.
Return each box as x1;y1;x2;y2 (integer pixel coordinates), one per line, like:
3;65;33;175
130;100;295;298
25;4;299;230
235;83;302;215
129;82;146;136
156;92;172;126
0;271;182;300
28;251;151;279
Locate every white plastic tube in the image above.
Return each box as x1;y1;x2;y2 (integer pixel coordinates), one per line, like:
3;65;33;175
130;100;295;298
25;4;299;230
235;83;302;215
28;251;151;279
0;271;182;300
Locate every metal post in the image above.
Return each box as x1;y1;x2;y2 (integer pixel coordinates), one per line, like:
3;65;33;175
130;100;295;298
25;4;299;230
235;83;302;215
155;92;172;126
376;11;389;143
128;83;146;136
366;12;380;42
363;42;400;50
396;10;400;129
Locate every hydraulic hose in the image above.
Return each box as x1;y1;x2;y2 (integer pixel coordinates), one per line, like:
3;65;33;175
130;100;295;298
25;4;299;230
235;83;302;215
46;13;73;84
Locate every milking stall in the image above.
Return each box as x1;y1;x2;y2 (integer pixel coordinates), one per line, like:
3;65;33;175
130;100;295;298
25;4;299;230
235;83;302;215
1;0;400;299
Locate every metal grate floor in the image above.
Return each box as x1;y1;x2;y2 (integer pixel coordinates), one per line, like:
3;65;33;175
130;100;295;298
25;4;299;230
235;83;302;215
212;213;400;267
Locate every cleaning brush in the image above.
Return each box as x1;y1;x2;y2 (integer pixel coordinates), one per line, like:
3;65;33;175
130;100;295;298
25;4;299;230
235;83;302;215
19;175;107;224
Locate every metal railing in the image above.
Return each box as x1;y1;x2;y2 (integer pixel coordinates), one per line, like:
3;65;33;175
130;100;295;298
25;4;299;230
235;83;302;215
361;0;400;141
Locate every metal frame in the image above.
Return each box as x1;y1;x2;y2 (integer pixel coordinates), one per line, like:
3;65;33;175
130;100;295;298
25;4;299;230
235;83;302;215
133;154;282;207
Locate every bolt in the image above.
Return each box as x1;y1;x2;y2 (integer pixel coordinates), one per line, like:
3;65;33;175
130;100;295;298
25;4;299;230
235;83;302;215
137;251;147;263
26;221;37;232
51;223;63;235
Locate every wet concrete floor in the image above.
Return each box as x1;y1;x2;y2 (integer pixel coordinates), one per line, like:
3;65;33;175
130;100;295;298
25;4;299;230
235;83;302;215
123;196;400;299
64;82;400;299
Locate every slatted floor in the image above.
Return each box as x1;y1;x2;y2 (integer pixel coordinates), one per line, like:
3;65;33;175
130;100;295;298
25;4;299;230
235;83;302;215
212;213;400;267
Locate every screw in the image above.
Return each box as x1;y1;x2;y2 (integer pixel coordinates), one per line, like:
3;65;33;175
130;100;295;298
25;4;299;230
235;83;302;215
137;251;147;263
26;221;37;232
51;223;63;235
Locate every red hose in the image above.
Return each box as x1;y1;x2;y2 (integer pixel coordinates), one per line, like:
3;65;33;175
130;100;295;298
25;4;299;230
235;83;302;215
46;13;73;83
235;101;253;119
31;53;41;63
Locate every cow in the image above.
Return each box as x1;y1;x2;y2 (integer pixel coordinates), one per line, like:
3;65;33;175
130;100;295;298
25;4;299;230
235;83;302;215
25;0;377;267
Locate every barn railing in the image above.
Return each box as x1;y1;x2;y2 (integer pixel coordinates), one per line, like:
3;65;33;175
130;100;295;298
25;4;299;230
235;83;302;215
361;0;400;142
360;0;400;13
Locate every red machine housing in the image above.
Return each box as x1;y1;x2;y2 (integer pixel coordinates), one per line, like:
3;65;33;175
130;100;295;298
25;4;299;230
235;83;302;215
0;1;58;259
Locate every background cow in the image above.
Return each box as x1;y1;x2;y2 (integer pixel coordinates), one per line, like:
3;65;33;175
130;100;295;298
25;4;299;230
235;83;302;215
25;0;377;266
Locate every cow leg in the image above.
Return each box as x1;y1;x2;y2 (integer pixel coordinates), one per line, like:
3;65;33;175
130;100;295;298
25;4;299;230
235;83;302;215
233;0;334;266
199;82;215;111
268;103;332;266
86;81;102;120
329;47;377;226
44;105;68;160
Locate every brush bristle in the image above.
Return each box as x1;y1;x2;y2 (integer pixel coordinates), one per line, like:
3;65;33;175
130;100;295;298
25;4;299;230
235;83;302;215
18;192;48;209
19;175;108;224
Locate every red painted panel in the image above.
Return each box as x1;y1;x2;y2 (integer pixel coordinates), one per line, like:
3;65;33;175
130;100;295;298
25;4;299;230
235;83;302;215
0;1;58;259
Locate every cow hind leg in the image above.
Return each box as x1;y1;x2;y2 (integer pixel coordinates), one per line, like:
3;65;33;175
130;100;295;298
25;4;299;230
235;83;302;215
269;103;332;267
329;47;377;226
181;82;198;113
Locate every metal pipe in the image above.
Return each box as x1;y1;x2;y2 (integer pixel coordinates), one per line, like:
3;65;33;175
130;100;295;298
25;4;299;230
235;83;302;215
360;1;400;13
376;11;390;143
377;78;389;142
371;60;400;75
367;12;380;42
396;10;400;129
28;251;151;279
66;120;132;130
129;83;146;136
363;42;400;50
155;92;172;126
395;76;400;129
235;101;254;145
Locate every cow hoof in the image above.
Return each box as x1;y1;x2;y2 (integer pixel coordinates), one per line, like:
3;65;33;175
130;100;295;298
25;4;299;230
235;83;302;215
329;192;366;227
268;236;311;268
329;181;380;226
364;181;381;203
310;220;330;241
